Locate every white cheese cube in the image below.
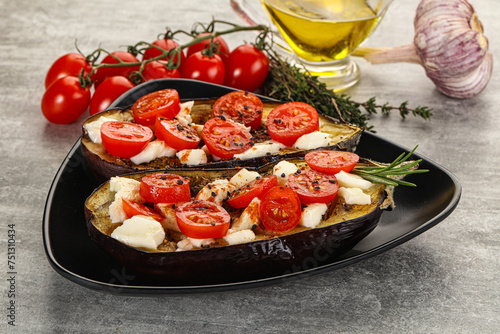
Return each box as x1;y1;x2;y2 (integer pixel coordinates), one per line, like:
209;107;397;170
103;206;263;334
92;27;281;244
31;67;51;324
338;187;371;205
111;215;165;250
195;179;236;206
176;237;215;251
223;229;256;245
231;197;261;231
229;168;261;188
176;149;208;166
83;116;119;144
108;177;143;223
233;141;286;160
175;101;194;127
335;170;374;190
299;203;328;228
273;160;299;186
154;203;181;232
293;131;332;150
129;140;177;165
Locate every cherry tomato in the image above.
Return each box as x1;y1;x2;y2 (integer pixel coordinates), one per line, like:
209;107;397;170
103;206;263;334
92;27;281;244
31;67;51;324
267;102;320;147
41;76;91;124
89;76;135;116
288;169;339;205
305;150;360;175
186;32;230;62
139;173;191;204
143;39;185;69
100;121;153;158
175;200;230;239
122;198;163;221
155;117;201;150
227;175;278;209
212;90;263;130
180;52;225;85
131;89;181;126
92;51;140;87
45;53;93;89
202;117;253;159
224;44;269;92
142;61;180;82
260;186;302;233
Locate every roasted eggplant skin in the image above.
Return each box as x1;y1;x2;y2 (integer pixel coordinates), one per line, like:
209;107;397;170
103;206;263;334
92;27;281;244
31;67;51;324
84;160;388;285
81;98;363;182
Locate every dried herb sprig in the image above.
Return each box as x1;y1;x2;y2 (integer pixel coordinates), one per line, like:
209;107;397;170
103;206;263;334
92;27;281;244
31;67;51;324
353;146;429;187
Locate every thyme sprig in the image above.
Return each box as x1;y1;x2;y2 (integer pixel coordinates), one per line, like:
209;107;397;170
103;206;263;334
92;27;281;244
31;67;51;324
353;146;429;187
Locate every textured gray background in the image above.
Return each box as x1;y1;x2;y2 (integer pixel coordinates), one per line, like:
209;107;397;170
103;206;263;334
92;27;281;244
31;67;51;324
1;0;498;333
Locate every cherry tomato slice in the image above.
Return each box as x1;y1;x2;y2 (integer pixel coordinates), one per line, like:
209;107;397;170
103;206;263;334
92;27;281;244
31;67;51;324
267;102;320;147
175;200;231;239
45;53;93;89
288;169;339;205
212;91;263;130
100;121;153;158
155;117;201;150
305;150;360;175
122;198;163;221
260;186;302;233
227;175;278;209
202;117;253;159
131;89;181;126
139;173;191;204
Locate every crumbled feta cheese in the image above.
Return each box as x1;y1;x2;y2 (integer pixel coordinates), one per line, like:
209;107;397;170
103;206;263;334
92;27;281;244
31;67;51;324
299;203;328;228
111;215;165;250
229;169;261;188
154;203;181;232
176;149;208;165
233;141;286;160
175;101;194;127
293;131;333;150
273;160;299;186
83;116;119;144
195;179;236;206
231;197;261;231
338;187;371;205
223;229;256;245
108;177;143;223
335;170;374;190
176;237;215;251
129;140;177;165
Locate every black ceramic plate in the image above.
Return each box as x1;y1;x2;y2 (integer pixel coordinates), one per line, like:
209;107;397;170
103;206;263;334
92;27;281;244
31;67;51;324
43;79;461;295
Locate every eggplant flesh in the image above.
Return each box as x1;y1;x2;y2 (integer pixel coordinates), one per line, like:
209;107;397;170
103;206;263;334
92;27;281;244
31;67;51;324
81;99;363;182
84;159;391;285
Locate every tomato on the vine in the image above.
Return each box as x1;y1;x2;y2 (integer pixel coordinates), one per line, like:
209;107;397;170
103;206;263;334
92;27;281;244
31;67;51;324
180;52;225;85
92;51;139;87
186;32;230;62
41;76;91;124
142;61;180;82
45;53;93;89
143;39;185;69
89;76;135;116
224;44;269;92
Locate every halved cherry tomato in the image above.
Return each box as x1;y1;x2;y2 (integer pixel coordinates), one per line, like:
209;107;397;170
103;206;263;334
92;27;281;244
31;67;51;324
288;169;339;205
45;53;93;89
142;61;180;82
122;198;163;221
267;102;320;147
89;76;135;116
260;186;302;233
139;173;191;204
100;121;153;158
186;32;230;62
224;44;269;92
131;89;181;126
175;200;230;239
212;90;263;130
305;150;360;175
92;51;140;87
155;117;201;150
143;39;185;69
180;52;225;85
202;117;253;159
227;175;278;209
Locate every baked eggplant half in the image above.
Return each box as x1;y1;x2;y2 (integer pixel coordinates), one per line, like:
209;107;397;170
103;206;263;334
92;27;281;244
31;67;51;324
81;91;363;182
84;157;393;285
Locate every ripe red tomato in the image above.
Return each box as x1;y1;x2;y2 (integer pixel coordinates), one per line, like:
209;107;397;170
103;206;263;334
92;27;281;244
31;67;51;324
89;76;135;116
180;52;225;85
175;200;231;239
131;89;181;126
267;102;320;147
143;39;186;69
212;90;263;130
122;198;163;221
288;169;339;205
224;44;269;92
186;32;230;62
260;186;302;233
92;51;140;87
142;61;180;82
45;53;93;89
100;121;153;158
41;76;91;124
305;151;360;175
202;117;253;159
155;117;201;150
139;174;191;204
227;175;278;209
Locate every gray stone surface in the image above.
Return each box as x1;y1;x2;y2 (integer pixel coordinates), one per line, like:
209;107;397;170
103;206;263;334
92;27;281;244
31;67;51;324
1;0;498;333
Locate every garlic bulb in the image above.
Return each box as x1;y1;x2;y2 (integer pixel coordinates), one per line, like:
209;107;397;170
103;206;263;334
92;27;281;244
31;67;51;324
354;0;493;99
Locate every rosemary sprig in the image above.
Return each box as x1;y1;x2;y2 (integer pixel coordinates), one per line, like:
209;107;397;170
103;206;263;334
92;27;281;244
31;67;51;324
353;146;429;187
